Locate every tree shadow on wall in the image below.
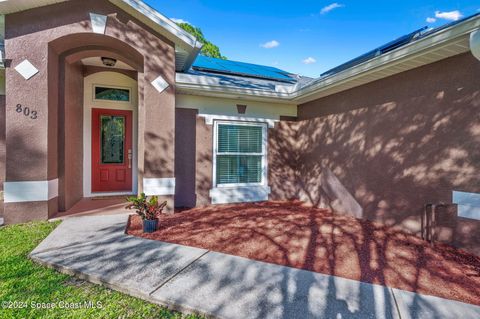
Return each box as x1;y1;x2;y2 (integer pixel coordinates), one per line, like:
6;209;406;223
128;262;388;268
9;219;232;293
269;80;480;240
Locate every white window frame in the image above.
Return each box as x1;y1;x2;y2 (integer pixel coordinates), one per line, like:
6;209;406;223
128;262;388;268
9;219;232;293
212;120;268;188
92;84;131;103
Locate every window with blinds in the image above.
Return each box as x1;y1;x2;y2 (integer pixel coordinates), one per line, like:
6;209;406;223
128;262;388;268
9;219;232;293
215;123;266;185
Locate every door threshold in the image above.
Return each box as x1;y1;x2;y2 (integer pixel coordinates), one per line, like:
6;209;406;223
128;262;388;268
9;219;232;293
89;192;136;200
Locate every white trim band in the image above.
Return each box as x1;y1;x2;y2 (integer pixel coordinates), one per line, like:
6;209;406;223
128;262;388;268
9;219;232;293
210;185;271;204
143;178;175;196
198;114;277;128
4;179;59;203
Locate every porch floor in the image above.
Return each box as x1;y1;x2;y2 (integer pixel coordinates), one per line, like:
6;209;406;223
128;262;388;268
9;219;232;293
52;197;130;219
126;201;480;306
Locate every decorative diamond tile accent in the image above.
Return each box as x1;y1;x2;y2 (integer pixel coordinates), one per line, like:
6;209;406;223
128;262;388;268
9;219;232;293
14;60;39;80
151;75;169;93
90;13;107;34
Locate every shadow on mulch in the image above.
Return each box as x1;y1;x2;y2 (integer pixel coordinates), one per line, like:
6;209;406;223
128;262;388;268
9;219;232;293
126;201;480;306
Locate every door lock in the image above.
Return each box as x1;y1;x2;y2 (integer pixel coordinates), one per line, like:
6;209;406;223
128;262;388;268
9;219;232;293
128;149;132;168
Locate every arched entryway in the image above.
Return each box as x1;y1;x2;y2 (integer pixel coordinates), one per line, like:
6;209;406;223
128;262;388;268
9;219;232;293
4;0;178;223
48;33;144;212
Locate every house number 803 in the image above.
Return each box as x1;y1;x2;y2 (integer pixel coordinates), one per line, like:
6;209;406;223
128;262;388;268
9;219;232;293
16;104;38;119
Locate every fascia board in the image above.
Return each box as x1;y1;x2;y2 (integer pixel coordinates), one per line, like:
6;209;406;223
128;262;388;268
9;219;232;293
109;0;203;71
295;16;480;102
110;0;197;48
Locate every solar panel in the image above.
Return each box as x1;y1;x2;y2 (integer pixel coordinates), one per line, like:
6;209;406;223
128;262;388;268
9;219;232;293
192;56;295;82
320;27;427;77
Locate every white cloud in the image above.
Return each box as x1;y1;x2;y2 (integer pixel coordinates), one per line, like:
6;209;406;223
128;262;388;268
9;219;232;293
171;18;190;24
302;57;317;64
260;40;280;49
320;3;344;14
434;10;463;21
426;17;436;23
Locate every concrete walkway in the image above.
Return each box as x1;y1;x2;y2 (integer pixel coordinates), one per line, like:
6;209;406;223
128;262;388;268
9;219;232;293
30;214;480;319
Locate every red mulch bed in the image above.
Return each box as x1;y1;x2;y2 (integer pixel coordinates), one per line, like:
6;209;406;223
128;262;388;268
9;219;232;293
126;201;480;305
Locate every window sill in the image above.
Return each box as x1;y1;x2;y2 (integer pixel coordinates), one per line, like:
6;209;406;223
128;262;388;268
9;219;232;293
209;185;271;204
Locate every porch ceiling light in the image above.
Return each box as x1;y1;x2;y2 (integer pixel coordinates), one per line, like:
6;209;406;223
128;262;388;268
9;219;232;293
101;57;117;67
471;29;480;61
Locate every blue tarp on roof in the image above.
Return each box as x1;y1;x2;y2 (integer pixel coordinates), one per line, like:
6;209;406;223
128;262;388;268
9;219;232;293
192;56;296;82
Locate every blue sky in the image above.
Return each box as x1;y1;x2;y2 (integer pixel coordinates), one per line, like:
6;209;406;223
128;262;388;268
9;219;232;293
145;1;479;77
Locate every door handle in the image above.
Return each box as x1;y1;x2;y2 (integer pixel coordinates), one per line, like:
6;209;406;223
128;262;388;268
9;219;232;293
128;149;132;168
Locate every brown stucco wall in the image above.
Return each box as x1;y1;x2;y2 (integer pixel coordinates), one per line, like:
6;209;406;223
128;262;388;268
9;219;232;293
4;0;176;222
4;197;58;225
269;120;302;202
58;61;84;211
0;95;5;217
175;108;197;208
272;52;480;254
195;117;213;206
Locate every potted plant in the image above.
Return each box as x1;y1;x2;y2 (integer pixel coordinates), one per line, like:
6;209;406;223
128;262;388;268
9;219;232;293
126;193;167;233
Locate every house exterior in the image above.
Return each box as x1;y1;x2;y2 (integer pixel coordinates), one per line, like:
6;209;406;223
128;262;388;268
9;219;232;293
0;0;479;254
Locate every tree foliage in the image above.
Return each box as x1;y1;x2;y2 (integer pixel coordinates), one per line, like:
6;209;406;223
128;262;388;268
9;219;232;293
176;22;226;59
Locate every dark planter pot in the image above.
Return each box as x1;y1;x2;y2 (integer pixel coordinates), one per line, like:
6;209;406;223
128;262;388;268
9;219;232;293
143;219;158;233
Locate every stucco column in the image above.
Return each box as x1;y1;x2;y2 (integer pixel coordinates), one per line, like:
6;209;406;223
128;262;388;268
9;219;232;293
3;39;59;224
140;53;176;211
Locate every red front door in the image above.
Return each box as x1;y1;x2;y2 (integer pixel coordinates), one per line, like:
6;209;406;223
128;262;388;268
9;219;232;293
92;108;133;192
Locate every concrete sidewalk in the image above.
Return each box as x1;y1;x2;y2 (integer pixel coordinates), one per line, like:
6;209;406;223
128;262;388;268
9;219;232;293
30;214;480;319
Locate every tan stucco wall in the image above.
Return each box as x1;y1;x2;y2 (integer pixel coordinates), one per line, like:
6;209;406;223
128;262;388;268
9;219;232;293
176;94;297;119
270;52;480;254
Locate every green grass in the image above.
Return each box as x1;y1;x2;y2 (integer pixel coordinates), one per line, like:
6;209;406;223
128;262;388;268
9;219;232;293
0;221;203;319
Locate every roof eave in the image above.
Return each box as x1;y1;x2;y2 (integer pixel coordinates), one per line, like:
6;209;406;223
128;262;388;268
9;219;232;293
175;73;295;104
182;42;203;72
110;0;197;47
0;0;201;72
175;16;480;103
293;14;480;104
110;0;201;71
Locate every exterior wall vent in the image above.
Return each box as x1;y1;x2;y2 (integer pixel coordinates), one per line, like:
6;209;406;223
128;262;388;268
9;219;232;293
236;104;247;114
